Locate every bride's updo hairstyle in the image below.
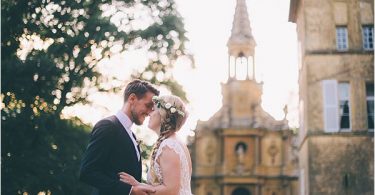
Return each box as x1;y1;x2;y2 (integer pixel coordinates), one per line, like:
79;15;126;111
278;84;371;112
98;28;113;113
150;95;188;163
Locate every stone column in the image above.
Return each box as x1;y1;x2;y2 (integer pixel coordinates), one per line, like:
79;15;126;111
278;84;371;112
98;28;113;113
255;136;259;165
252;55;256;80
228;55;231;79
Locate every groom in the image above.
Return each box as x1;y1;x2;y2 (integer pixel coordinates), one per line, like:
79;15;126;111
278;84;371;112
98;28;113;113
80;79;159;195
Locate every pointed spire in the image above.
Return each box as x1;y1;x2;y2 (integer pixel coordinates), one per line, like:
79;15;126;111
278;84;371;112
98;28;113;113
227;0;256;57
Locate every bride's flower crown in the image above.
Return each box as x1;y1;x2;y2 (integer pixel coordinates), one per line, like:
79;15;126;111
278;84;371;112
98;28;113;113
152;96;185;117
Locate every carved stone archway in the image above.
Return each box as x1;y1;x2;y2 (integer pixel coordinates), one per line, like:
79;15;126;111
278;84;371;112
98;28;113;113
232;187;251;195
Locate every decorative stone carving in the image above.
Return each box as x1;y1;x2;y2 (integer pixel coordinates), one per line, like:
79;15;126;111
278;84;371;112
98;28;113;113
205;139;215;164
267;141;279;165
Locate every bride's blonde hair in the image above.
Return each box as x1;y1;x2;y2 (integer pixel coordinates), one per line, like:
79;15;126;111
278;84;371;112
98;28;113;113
150;95;188;163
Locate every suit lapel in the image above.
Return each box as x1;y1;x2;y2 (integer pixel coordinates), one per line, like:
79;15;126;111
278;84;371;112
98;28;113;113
133;133;143;180
131;132;141;157
111;116;140;162
110;115;142;181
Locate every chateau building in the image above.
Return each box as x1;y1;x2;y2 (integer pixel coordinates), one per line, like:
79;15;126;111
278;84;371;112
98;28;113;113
190;0;299;194
289;0;374;194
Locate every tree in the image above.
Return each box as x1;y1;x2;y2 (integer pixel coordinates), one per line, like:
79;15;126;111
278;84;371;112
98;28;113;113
2;114;92;194
1;0;189;194
2;0;188;117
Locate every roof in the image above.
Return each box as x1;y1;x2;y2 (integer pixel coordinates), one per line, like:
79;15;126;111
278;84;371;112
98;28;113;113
288;0;299;23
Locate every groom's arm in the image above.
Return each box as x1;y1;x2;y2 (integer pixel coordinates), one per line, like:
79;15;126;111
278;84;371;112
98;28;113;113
79;120;132;194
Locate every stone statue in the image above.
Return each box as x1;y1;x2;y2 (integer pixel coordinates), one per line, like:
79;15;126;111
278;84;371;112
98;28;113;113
283;104;288;120
236;144;245;165
235;143;246;174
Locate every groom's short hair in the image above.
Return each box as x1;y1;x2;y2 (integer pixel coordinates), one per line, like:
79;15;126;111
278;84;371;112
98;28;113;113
124;79;160;102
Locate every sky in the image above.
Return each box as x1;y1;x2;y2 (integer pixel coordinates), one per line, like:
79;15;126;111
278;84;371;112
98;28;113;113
63;0;299;143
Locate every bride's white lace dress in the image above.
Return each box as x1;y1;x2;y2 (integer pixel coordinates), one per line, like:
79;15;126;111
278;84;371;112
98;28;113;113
147;138;192;195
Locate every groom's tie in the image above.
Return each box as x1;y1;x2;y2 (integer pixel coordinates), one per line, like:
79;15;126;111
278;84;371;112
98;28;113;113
131;132;141;160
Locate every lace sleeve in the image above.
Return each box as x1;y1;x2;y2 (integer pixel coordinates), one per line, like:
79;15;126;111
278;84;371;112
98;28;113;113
155;138;185;162
149;138;192;195
151;138;186;184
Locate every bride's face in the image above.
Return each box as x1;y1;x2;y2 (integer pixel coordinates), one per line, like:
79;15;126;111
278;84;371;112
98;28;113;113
148;109;161;133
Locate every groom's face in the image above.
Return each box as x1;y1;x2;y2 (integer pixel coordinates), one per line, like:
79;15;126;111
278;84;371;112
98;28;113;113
129;91;155;125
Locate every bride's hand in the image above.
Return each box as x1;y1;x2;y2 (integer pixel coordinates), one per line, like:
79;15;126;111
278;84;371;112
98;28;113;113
118;172;140;186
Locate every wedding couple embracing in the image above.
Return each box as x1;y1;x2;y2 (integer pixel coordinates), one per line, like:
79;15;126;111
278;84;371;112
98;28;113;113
79;79;192;195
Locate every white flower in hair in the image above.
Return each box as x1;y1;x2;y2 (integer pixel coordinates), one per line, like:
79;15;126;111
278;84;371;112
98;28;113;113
165;103;172;109
178;110;185;117
152;95;186;117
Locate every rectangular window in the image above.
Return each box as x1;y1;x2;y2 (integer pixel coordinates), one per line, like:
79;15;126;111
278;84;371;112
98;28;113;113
366;83;374;130
338;83;350;130
362;25;374;50
336;26;348;51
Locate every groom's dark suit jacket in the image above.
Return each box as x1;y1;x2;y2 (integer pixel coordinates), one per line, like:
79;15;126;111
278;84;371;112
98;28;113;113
79;115;142;195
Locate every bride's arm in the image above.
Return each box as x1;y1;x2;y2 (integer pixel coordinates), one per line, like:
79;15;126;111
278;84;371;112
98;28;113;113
119;147;181;195
149;146;181;195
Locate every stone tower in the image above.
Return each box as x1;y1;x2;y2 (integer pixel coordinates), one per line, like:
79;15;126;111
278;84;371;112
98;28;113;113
289;0;374;194
227;0;256;81
190;1;299;195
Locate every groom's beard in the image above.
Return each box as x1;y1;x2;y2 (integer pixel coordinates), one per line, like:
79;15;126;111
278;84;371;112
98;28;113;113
130;107;142;125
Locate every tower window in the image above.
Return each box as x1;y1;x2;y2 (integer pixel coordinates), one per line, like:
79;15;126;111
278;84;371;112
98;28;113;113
362;25;374;50
336;26;348;51
366;83;374;130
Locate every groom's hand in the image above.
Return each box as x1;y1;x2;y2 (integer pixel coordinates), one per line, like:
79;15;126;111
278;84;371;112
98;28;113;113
131;185;156;195
119;172;140;186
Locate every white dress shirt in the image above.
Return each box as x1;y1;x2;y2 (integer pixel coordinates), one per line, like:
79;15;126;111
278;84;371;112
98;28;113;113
115;110;140;161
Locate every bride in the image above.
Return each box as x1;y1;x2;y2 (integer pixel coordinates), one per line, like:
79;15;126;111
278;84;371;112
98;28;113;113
119;95;192;195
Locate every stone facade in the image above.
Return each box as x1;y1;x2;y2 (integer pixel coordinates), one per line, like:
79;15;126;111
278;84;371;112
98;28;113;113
289;0;374;194
191;80;299;195
190;2;299;194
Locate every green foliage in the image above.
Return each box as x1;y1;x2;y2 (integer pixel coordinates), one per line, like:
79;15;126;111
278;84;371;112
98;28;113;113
2;0;189;117
2;0;189;194
139;142;154;183
2;114;92;194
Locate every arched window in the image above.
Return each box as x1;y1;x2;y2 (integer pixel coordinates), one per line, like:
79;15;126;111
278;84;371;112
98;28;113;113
235;142;247;153
232;187;251;195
